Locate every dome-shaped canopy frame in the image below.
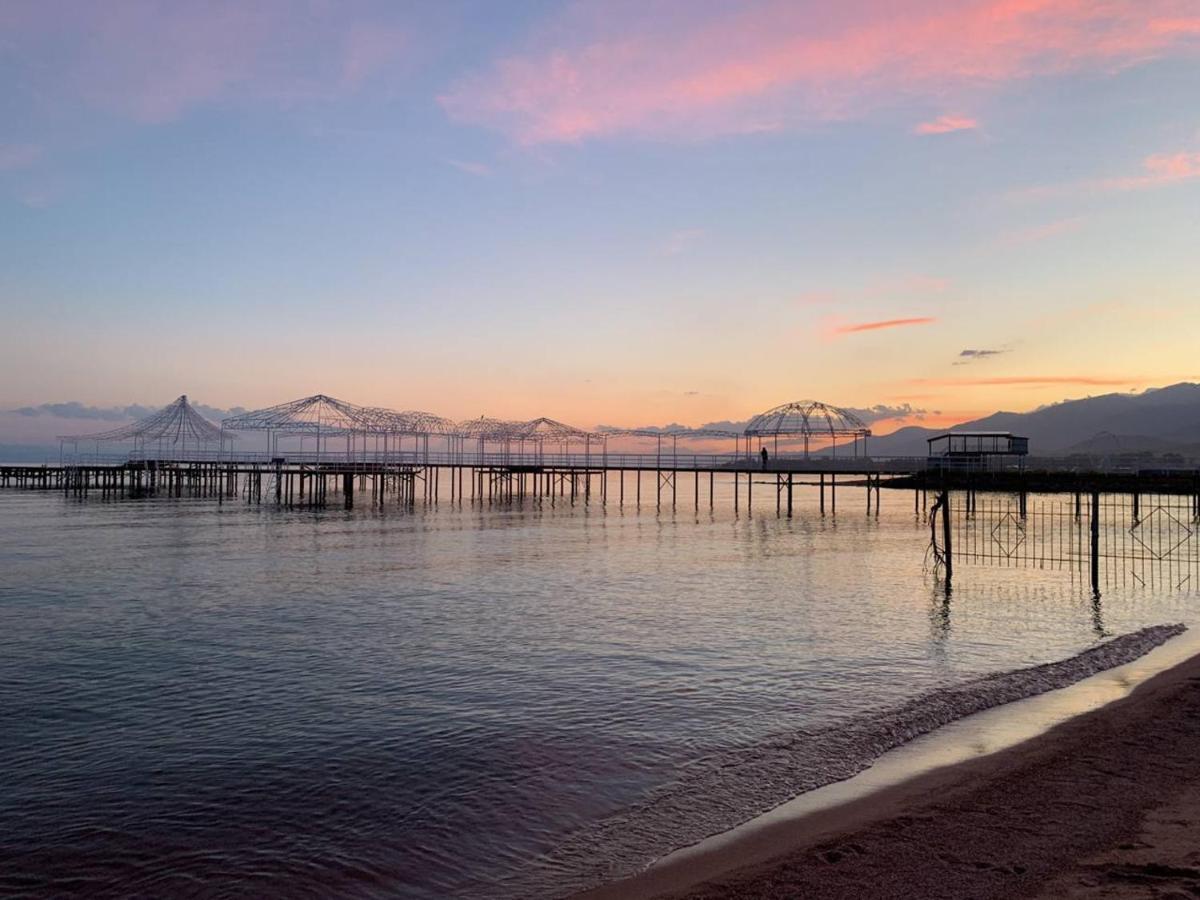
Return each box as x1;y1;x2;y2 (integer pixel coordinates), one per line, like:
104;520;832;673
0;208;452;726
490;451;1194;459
743;400;871;458
59;394;231;460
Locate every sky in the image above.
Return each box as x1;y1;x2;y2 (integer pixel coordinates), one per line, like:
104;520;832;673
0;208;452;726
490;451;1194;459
2;0;1199;442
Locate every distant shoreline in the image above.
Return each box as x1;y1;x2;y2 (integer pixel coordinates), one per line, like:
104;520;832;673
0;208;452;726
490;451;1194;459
578;627;1200;899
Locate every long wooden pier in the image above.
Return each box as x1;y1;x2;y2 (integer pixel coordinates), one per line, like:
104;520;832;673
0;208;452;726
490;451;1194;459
0;457;906;514
4;456;1200;516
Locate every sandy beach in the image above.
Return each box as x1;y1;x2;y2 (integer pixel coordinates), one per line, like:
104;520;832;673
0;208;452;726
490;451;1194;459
580;641;1200;900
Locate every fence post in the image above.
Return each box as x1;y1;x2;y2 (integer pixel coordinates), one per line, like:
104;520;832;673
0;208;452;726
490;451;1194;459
941;489;953;584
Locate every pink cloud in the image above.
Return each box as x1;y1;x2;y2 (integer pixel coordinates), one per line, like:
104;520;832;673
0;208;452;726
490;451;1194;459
832;316;937;335
341;24;409;88
1102;150;1200;190
0;144;41;171
914;115;978;135
996;216;1085;246
4;2;418;123
1016;148;1200;197
796;290;838;306
447;159;492;177
440;0;1200;144
661;228;705;255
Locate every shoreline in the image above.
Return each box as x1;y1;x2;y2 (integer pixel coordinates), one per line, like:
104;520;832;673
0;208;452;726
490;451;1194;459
577;626;1200;899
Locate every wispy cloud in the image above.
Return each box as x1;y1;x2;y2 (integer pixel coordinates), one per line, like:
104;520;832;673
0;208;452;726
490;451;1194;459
843;403;928;424
831;316;937;336
3;2;419;123
0;143;41;171
340;23;409;88
14;400;242;421
953;348;1009;366
913;115;978;135
440;1;1200;144
996;217;1085;246
1016;149;1200;199
795;290;838;306
447;159;492;177
1101;150;1200;190
912;375;1141;387
661;228;705;256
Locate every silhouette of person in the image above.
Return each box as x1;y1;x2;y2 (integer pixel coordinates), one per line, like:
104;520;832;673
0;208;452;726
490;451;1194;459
761;446;769;470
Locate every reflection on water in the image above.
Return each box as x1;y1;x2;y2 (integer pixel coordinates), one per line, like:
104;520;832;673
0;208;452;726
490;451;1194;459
0;486;1196;898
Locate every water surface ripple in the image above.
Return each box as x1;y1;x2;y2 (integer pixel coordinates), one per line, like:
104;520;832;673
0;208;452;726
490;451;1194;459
0;488;1195;897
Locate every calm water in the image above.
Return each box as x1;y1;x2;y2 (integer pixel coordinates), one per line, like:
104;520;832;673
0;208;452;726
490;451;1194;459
0;481;1195;898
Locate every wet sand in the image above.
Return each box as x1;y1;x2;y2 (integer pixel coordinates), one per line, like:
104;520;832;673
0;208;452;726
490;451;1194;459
581;641;1200;899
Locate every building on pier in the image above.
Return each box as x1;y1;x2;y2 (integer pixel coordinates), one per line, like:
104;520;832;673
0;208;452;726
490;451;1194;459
926;431;1029;471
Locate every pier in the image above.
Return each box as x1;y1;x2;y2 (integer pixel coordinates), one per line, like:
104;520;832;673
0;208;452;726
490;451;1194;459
7;391;1200;600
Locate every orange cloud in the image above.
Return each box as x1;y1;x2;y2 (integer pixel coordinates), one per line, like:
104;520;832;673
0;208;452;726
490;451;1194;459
833;317;937;335
440;1;1200;143
912;375;1143;387
914;115;978;135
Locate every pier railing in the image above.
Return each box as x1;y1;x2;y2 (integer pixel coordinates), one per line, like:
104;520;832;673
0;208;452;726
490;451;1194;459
56;448;925;472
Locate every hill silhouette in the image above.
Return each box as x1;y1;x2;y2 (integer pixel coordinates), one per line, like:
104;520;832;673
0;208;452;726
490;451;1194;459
866;383;1200;459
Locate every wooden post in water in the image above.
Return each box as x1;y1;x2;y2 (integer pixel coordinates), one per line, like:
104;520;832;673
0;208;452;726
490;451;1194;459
1091;491;1101;597
941;489;953;585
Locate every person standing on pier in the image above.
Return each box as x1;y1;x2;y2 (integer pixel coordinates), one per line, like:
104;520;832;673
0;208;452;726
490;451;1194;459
761;446;769;470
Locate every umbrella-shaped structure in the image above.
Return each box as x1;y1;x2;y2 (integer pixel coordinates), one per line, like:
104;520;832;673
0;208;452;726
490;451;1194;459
58;395;231;461
598;426;742;466
457;416;526;464
374;408;459;462
455;416;605;465
743;400;871;458
222;395;463;462
511;417;603;465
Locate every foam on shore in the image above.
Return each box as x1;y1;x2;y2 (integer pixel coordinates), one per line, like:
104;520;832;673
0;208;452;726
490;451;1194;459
506;623;1185;899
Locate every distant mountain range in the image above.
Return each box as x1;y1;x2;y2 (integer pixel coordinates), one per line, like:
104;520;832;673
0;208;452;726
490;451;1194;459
864;382;1200;459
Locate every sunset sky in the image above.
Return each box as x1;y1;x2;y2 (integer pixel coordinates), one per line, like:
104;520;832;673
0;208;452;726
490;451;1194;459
2;0;1199;439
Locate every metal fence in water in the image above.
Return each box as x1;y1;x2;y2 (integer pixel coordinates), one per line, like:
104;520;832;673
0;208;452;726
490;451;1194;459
946;492;1200;593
